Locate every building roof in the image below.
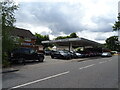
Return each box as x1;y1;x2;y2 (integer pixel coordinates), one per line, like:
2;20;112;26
42;38;102;47
10;27;36;39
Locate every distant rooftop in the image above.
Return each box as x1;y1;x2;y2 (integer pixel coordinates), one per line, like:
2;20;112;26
10;27;36;39
42;38;102;47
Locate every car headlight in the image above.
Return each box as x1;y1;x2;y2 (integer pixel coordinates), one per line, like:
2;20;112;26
76;53;81;55
102;53;107;55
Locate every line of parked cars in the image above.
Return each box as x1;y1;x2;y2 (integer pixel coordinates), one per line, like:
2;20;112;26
44;50;111;60
9;47;112;64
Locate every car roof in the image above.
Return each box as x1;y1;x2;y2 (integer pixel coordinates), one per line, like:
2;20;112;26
13;47;34;50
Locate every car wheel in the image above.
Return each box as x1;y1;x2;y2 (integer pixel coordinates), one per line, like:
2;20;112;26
66;56;71;60
39;57;44;62
51;56;54;59
68;56;71;60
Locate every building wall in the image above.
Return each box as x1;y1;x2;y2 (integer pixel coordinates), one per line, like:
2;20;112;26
56;46;70;51
12;36;44;53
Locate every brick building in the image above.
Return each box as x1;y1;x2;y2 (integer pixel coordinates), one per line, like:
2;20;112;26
10;27;43;53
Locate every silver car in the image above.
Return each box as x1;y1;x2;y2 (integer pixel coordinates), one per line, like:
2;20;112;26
101;52;112;57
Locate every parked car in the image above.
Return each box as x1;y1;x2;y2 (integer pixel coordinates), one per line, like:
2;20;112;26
44;50;51;55
10;47;44;64
111;51;118;55
70;51;84;58
51;50;71;60
101;52;112;57
83;52;89;57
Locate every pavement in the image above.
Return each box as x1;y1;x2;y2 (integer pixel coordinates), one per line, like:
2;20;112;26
2;68;19;74
2;56;86;74
1;55;117;74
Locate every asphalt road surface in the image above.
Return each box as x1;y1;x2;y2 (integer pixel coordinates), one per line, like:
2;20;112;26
2;55;118;89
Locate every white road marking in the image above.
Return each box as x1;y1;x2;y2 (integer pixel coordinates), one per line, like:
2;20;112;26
9;71;70;89
99;61;107;64
79;64;95;70
108;59;112;61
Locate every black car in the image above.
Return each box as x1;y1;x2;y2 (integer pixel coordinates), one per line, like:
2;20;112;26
51;50;71;60
44;50;52;55
10;47;44;64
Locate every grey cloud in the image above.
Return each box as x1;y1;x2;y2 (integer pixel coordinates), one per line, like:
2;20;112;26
15;2;85;35
95;36;106;41
90;16;115;32
15;1;117;41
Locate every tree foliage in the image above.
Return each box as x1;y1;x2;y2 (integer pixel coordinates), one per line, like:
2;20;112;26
1;1;18;66
113;13;120;31
35;33;52;48
105;36;120;51
55;32;78;40
69;32;78;38
35;33;49;44
2;1;18;52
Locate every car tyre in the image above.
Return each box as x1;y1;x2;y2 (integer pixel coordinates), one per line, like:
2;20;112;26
51;56;54;59
68;56;71;60
38;57;44;62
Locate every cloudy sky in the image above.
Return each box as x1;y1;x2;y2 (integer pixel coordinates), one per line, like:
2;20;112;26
14;0;119;43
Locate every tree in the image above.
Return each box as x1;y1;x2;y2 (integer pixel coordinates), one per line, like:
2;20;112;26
69;32;78;38
1;1;18;67
113;13;120;31
55;36;66;40
35;33;52;49
55;32;79;40
105;36;120;51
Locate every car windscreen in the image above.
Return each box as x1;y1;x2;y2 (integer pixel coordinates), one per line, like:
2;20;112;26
12;48;30;54
59;51;69;54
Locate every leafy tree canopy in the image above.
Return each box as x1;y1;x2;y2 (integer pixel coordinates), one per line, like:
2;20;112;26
2;1;18;52
35;33;49;45
105;36;120;51
113;13;120;31
69;32;78;38
35;33;52;48
55;32;78;40
1;0;18;66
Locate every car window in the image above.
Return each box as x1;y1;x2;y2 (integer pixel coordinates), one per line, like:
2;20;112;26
30;49;36;54
21;49;30;54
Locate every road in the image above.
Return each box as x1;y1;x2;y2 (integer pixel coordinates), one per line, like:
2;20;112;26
2;55;118;89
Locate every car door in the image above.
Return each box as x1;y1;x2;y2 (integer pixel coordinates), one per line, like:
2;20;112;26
22;48;31;60
29;49;38;60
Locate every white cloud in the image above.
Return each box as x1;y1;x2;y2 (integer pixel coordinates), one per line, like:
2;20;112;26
15;22;52;35
14;0;119;43
77;31;118;44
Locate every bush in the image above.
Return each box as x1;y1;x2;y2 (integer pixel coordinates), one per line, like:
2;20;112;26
2;52;10;68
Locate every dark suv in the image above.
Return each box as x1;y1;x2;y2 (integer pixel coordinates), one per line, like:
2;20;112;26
10;47;44;64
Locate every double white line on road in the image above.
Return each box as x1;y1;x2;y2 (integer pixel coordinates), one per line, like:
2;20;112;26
9;71;70;90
